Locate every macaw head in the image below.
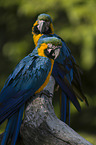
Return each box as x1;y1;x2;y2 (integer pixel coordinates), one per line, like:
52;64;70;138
32;13;54;35
37;37;62;60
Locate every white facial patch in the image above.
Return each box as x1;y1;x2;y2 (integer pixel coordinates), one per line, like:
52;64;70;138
47;48;52;53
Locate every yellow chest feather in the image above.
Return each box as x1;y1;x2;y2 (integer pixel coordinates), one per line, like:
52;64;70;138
35;59;54;94
33;34;43;47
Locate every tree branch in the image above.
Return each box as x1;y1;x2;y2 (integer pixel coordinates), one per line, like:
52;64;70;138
0;76;92;145
20;76;92;145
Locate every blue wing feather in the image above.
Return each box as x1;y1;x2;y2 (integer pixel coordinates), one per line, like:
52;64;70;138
52;61;81;112
0;54;51;102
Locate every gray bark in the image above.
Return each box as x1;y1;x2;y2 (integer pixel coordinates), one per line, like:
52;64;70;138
20;76;92;145
0;76;92;145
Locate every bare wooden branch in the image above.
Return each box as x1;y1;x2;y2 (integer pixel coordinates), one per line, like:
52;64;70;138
0;76;92;145
20;76;92;145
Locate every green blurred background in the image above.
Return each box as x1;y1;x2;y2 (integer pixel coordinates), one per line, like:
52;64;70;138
0;0;96;144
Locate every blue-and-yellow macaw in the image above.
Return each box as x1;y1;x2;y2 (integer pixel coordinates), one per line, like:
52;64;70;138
0;37;62;145
32;13;88;124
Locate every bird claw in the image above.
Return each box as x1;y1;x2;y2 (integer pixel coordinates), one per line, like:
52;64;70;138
39;90;53;98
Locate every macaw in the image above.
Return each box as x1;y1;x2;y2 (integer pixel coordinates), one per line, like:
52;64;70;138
0;36;62;145
32;13;88;124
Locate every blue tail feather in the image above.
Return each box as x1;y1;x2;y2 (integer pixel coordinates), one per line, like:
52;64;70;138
11;105;24;145
1;105;24;145
61;92;67;122
1;114;16;145
9;114;18;139
68;100;70;125
61;91;71;125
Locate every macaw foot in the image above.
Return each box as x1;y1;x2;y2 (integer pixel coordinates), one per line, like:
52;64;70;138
39;90;53;98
